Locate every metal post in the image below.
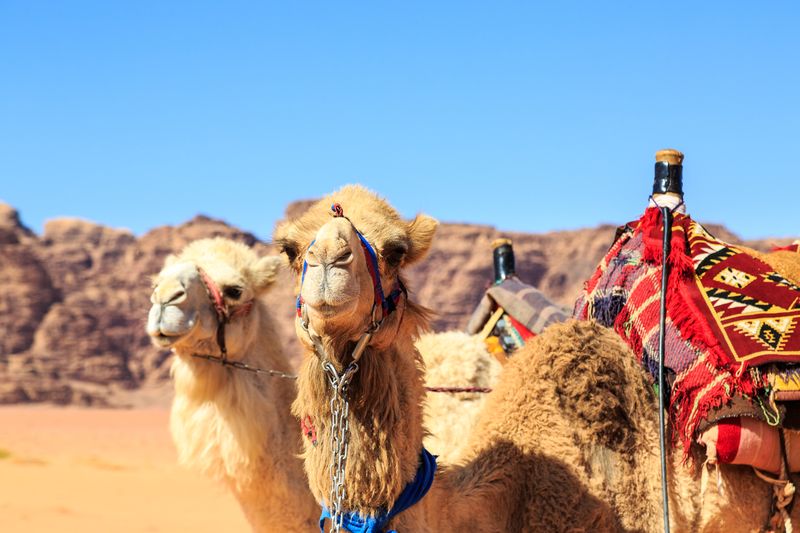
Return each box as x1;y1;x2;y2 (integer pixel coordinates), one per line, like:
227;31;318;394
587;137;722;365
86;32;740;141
658;206;672;533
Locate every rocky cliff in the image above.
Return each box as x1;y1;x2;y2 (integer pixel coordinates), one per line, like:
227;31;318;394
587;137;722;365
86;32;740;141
0;201;794;406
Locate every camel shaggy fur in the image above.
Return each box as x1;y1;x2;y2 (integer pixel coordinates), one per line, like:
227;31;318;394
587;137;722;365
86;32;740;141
760;247;800;284
276;185;785;532
418;331;501;463
146;238;318;532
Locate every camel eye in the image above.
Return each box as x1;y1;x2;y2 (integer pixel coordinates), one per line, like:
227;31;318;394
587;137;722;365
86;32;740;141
223;286;243;300
382;241;408;268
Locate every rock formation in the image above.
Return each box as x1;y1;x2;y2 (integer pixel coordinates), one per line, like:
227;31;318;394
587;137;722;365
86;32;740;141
0;200;794;406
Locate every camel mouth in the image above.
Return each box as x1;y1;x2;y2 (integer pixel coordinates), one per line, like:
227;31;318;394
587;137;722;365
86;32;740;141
305;299;360;320
307;302;343;317
149;331;183;348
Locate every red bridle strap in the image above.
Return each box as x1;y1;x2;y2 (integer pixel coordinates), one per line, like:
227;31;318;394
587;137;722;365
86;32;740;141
197;266;254;323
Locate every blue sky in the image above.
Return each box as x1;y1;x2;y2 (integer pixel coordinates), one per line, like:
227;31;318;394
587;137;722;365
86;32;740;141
1;2;798;241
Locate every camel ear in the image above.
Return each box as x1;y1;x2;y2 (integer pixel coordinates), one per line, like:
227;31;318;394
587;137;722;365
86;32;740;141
404;214;438;265
275;238;300;265
273;221;301;266
251;256;284;293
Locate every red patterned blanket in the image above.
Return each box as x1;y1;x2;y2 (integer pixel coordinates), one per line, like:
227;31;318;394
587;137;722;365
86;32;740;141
575;208;800;454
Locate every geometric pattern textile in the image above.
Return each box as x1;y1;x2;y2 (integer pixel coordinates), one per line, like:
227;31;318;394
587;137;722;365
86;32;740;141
686;220;800;365
574;208;800;455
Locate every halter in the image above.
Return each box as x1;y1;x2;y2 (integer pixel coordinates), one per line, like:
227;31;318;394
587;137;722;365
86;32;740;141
190;266;295;379
296;203;406;342
196;266;254;361
197;266;253;364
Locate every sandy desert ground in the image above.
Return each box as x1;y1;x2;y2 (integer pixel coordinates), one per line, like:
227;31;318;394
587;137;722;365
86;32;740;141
0;406;249;533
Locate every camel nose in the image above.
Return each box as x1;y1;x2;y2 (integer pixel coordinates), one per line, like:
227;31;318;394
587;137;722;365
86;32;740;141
150;279;188;306
164;289;186;305
146;304;163;337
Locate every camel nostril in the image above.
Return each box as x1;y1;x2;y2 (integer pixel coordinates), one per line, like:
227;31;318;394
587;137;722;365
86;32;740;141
165;290;186;304
333;251;354;266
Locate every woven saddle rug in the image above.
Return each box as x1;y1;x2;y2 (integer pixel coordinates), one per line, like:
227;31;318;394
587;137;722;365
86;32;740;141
466;277;569;337
574;208;800;454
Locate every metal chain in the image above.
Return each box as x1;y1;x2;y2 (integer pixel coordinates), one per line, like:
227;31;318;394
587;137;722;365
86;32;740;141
191;354;298;379
322;360;359;533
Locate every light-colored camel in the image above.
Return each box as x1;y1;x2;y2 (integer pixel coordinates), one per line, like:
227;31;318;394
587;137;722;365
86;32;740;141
276;185;782;532
418;331;501;463
146;237;319;532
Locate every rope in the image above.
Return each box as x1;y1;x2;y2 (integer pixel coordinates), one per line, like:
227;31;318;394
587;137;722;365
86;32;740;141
753;467;795;533
424;386;492;394
191;354;298;379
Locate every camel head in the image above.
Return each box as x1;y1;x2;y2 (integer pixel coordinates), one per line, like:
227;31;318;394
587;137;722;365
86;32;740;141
146;237;283;360
274;185;438;352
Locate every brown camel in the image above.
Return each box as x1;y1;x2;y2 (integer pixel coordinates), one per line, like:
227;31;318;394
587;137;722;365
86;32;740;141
275;185;784;532
146;237;318;532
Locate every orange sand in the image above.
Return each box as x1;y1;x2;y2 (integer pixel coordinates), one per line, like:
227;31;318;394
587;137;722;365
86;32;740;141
0;406;249;532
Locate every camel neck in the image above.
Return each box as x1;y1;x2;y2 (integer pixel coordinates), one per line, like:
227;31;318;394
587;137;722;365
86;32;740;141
170;304;318;531
294;334;427;516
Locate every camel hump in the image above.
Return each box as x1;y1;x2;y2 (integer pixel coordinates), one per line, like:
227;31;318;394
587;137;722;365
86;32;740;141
533;320;653;452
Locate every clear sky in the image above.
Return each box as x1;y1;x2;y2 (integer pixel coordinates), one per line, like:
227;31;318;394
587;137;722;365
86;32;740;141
1;2;798;241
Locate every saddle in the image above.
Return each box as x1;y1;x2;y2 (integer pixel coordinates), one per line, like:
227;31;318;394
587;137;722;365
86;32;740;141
574;209;800;472
466;276;569;363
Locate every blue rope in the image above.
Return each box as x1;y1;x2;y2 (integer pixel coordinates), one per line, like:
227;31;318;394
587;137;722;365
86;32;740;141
295;210;404;324
296;239;316;315
319;448;437;533
356;230;388;315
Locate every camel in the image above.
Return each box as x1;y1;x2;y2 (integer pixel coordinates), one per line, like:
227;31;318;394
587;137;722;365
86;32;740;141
275;185;784;532
145;236;493;529
418;331;501;462
146;237;319;532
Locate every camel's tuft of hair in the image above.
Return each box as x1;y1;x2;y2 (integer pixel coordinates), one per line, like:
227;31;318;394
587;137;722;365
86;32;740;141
533;319;651;452
174;237;283;295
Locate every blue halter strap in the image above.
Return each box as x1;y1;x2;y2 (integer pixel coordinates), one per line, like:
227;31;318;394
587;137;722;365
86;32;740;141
296;203;406;322
319;448;437;533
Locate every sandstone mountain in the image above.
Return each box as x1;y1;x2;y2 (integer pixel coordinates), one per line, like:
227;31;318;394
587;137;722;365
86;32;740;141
0;201;794;406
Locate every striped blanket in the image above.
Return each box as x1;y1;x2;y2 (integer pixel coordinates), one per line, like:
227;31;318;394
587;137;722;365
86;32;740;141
466;277;568;338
